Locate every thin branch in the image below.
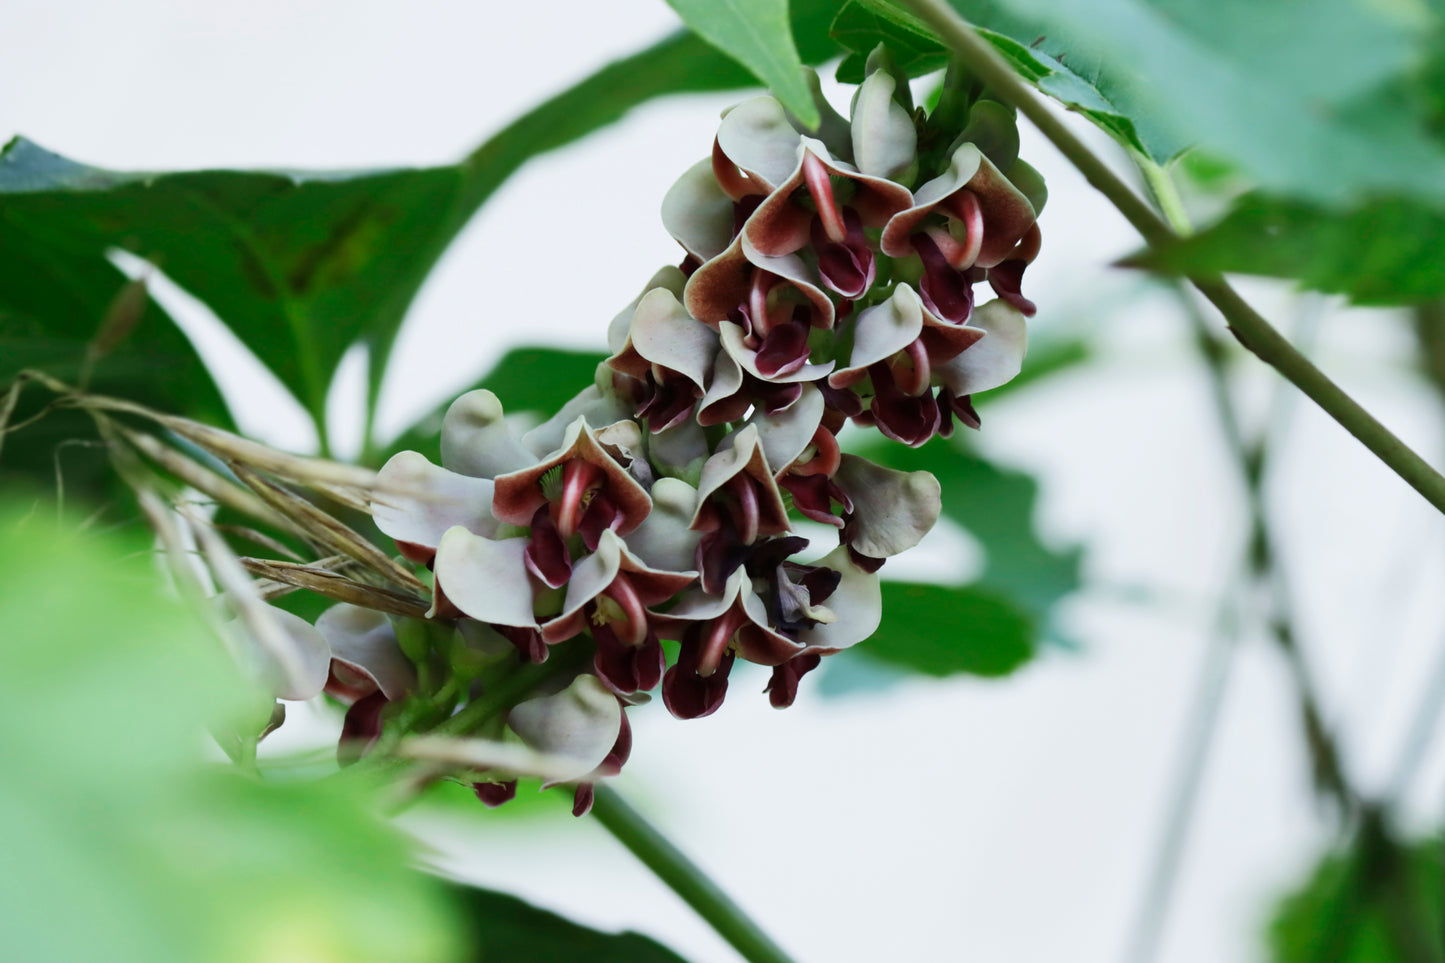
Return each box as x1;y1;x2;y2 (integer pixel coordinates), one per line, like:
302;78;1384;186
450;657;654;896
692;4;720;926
590;785;799;963
898;0;1445;517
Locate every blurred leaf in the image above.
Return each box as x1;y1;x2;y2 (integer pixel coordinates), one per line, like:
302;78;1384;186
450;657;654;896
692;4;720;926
449;884;691;962
382;346;608;465
1269;823;1443;963
864;581;1034;677
1127;192;1445;305
0;502;465;963
664;0;820;127
823;439;1080;694
942;0;1445;204
859;437;1082;620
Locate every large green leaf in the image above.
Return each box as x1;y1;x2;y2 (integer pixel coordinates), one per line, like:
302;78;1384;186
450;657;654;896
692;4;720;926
664;0;820;127
0;502;466;963
1127;192;1445;305
450;884;690;962
938;0;1445;205
833;0;1189;162
864;581;1034;677
1;0;848;481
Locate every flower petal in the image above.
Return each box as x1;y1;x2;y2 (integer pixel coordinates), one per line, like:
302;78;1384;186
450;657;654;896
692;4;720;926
793;545;881;651
433;529;539;627
625;477;703;575
440;389;536;479
934;299;1028;396
230;605;331;702
835;454;941;559
373;451;498;554
740;383;825;475
507;674;623;786
716;96;803;192
851;70;917;180
612;287;718;391
829;284;925;387
719;320;834;385
519;384;632;458
316;603;416;701
661;159;737;263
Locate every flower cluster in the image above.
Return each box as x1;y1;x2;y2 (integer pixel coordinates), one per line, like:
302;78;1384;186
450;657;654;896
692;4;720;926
300;57;1045;813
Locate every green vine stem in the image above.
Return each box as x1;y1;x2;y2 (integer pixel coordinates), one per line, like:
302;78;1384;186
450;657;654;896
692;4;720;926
589;785;799;963
899;0;1445;518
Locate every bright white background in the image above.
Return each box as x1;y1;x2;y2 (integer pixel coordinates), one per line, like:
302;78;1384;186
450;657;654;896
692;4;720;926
5;1;1445;960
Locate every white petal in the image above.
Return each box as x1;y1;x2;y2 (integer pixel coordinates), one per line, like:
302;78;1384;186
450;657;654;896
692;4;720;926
441;389;537;478
520;385;631;458
507;674;622;785
741;383;824;474
716;96;803;191
373;451;498;550
433;529;538;627
661;160;736;262
625;478;702;574
836;455;941;558
936;299;1028;396
838;284;925;380
316;603;416;700
608;266;688;354
629;287;719;390
795;546;881;651
230;605;331;702
851;71;917;180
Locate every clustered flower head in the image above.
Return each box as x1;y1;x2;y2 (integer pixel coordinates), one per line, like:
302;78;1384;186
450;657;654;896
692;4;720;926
300;51;1045;814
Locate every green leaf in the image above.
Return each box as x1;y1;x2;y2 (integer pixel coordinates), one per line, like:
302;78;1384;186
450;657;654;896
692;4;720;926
943;0;1445;204
664;0;821;127
1127;192;1445;305
863;581;1034;677
857;437;1082;622
3;0;847;485
1269;825;1443;962
450;884;691;962
839;0;1189;162
830;1;950;82
824;439;1081;694
0;136;468;432
0;501;466;963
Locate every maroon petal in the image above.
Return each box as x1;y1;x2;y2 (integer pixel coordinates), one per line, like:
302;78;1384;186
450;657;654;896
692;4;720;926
593;624;666;695
765;652;824;708
778;473;849;527
754;318;813;379
572;782;596;817
663;640;736;720
868;363;942;447
986;259;1037;317
496;624;549;664
473;780;518;808
338;691;389;762
813;208;875;299
524;505;572;589
913;233;975;325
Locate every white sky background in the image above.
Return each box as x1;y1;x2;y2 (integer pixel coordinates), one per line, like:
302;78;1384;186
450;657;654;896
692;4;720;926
5;1;1445;960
